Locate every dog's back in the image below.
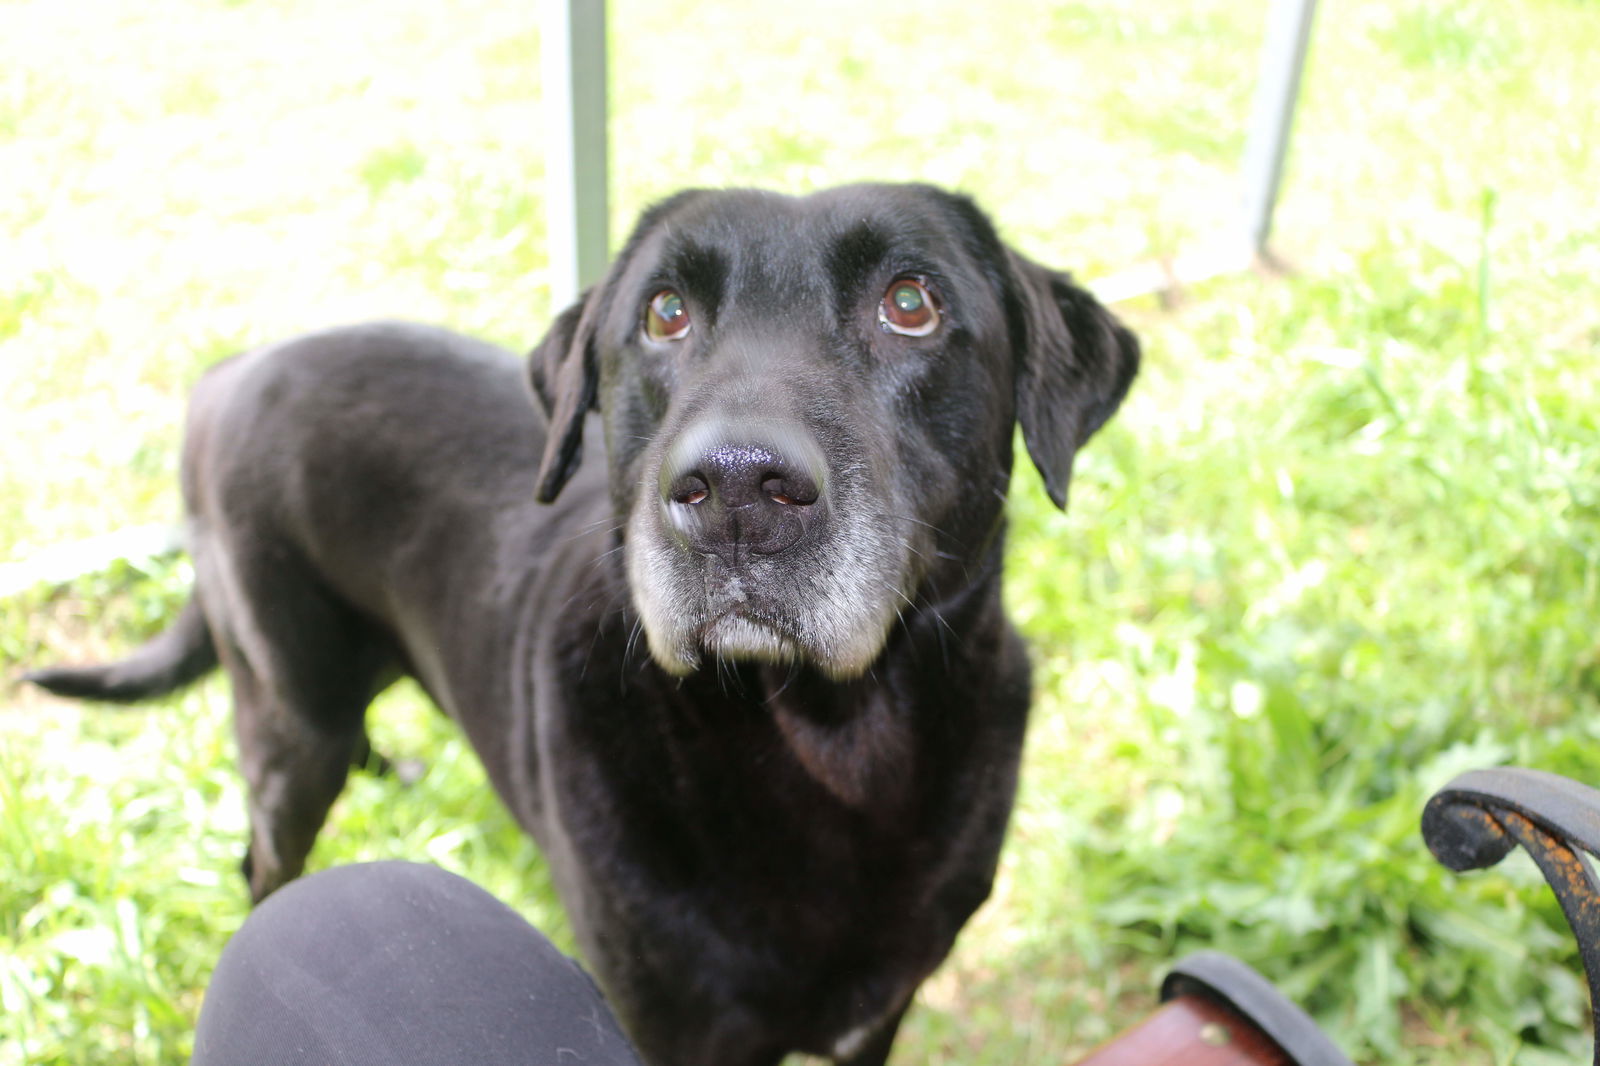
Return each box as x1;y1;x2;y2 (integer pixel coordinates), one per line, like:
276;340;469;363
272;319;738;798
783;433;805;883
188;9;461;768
181;322;560;635
31;321;610;896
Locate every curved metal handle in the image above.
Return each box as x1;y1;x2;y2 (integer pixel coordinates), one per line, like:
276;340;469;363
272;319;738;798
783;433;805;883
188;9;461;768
1161;951;1352;1066
1422;767;1600;1065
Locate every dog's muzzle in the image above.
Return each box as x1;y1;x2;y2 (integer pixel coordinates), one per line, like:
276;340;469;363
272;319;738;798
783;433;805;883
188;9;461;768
628;411;905;679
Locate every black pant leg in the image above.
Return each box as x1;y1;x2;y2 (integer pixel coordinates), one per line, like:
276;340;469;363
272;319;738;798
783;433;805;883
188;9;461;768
191;861;643;1066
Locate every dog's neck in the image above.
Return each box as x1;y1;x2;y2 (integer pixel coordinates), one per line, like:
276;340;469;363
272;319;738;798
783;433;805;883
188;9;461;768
765;669;914;812
758;560;1009;814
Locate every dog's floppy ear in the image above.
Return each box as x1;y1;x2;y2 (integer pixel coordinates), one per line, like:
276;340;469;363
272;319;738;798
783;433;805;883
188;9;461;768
1008;251;1140;510
526;189;714;503
528;289;602;503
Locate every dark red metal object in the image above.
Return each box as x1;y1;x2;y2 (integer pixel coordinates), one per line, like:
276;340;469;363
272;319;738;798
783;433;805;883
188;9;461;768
1074;994;1291;1065
1069;951;1352;1066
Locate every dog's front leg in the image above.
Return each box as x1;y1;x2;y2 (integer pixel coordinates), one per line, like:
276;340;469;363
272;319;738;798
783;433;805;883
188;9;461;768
832;1003;908;1066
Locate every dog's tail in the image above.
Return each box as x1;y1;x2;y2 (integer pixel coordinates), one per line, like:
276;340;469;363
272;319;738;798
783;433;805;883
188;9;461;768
25;596;219;703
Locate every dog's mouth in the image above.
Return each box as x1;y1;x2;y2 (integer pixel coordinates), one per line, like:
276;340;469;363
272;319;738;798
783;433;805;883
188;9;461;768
635;573;897;682
692;610;804;671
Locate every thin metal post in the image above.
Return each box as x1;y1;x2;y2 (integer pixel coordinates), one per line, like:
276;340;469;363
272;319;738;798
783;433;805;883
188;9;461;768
1240;0;1318;255
543;0;609;308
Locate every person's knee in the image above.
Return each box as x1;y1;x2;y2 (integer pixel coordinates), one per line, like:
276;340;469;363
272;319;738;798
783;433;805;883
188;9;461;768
193;862;643;1066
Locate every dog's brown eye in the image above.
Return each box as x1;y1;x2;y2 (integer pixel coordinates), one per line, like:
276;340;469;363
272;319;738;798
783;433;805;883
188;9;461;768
644;289;691;342
878;278;940;337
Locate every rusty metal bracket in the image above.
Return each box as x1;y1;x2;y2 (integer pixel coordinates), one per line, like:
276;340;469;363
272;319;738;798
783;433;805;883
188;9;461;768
1422;767;1600;1064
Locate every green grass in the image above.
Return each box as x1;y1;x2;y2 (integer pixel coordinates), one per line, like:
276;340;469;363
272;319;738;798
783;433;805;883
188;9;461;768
3;0;1600;1062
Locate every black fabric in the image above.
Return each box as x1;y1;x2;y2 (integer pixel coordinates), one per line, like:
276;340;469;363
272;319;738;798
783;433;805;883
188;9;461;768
191;862;644;1066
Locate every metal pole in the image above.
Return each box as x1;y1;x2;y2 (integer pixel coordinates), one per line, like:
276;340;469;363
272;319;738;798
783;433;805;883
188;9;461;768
1240;0;1318;255
543;0;610;308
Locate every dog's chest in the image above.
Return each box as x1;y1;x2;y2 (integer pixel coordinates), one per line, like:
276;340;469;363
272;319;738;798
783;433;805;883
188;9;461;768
534;616;1026;1058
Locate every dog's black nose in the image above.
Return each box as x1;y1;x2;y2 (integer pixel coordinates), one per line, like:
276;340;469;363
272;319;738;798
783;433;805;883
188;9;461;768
660;422;825;565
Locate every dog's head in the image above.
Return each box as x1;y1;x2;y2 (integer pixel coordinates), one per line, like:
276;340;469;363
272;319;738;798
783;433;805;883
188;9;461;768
529;184;1138;680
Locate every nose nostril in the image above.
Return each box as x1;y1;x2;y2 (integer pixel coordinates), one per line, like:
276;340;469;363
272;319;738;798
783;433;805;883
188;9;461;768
670;473;710;506
761;474;818;508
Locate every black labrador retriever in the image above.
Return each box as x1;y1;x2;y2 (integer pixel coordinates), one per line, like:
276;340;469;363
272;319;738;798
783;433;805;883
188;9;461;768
28;183;1138;1066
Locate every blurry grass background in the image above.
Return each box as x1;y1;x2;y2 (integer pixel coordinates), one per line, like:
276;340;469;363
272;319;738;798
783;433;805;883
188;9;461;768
3;0;1599;1062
